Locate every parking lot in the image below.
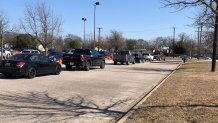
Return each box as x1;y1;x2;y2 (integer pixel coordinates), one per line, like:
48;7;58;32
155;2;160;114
0;61;180;123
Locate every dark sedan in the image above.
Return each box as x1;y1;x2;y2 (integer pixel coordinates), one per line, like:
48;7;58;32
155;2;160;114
0;54;62;79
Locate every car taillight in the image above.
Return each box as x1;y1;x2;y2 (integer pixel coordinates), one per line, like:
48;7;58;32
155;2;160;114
80;55;84;61
16;62;25;68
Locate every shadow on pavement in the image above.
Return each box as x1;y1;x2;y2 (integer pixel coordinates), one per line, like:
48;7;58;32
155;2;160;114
0;91;128;123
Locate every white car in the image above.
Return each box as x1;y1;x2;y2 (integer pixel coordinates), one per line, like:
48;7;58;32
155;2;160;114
143;53;154;61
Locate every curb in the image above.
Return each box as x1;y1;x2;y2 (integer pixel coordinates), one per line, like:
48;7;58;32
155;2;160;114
113;62;182;123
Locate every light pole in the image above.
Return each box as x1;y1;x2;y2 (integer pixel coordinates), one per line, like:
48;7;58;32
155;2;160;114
82;17;87;48
94;1;100;49
97;27;102;51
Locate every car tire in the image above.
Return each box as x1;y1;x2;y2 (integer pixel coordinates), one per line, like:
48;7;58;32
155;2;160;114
55;65;61;75
114;61;117;65
142;60;145;63
28;67;36;79
126;61;129;65
66;65;72;71
132;60;135;64
100;61;105;69
84;62;90;71
3;73;12;77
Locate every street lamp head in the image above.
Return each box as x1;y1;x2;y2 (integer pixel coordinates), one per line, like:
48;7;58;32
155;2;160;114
95;2;100;6
82;18;87;21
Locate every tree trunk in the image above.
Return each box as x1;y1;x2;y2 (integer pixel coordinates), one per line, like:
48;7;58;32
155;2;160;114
211;4;218;72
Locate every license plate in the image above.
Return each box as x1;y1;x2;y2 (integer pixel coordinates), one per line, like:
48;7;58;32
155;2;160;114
70;62;74;65
5;63;11;67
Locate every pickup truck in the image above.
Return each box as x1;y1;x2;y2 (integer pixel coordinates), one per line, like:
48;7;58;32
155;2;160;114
62;49;105;71
153;52;165;61
113;50;135;65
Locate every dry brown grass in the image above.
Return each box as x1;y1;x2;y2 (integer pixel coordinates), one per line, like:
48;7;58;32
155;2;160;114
125;61;218;123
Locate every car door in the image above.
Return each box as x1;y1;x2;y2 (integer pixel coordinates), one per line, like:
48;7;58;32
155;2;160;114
39;55;55;74
29;54;45;74
94;50;103;66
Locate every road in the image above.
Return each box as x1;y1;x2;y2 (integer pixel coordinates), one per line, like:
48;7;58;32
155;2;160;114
0;61;180;123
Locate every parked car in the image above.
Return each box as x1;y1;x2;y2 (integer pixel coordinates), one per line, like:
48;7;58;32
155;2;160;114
113;50;135;65
142;53;154;61
21;49;40;54
153;52;166;61
62;49;105;71
133;52;144;63
99;51;112;60
48;51;64;64
0;53;62;78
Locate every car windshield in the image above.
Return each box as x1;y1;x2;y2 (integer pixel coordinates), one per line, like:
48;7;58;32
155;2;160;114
22;51;31;53
49;52;63;56
7;54;30;61
74;49;91;55
118;51;129;55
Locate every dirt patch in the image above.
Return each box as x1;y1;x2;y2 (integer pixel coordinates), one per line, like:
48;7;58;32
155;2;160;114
125;61;218;123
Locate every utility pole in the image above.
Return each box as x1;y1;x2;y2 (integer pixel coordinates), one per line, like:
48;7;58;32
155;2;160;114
0;20;3;60
211;4;218;72
97;27;102;51
199;24;203;59
173;27;175;58
195;25;203;60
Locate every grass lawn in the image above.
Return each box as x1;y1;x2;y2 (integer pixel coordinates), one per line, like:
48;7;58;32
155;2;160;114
125;61;218;123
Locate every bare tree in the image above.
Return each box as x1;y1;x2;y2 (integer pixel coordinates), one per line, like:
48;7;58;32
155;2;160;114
21;2;62;55
107;30;125;51
163;0;218;71
164;0;218;13
0;10;10;59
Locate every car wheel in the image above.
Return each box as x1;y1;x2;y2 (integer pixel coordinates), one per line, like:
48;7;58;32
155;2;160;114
100;61;105;69
28;67;36;79
142;60;145;63
84;62;90;71
55;65;61;75
3;73;12;77
132;60;135;64
66;65;72;71
114;61;117;65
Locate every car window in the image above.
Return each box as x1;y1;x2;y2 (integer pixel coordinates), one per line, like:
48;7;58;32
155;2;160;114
40;55;50;63
91;50;99;57
30;55;40;62
22;51;31;53
119;51;129;55
8;54;30;60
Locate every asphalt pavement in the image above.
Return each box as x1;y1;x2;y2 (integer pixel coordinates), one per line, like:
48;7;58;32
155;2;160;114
0;60;180;123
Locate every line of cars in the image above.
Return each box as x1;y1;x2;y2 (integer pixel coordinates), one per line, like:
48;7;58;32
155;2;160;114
112;50;157;65
0;48;165;79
